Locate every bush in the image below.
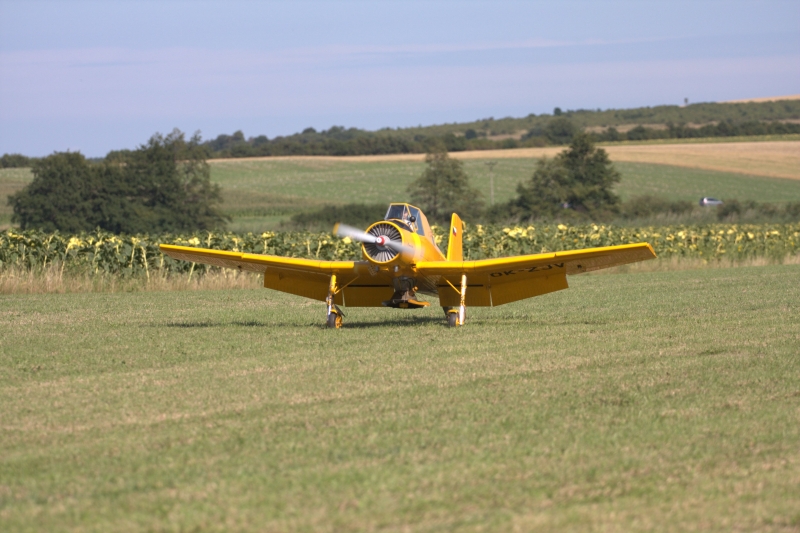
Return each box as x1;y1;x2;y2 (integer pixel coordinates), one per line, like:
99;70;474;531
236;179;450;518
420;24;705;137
717;200;800;223
621;196;694;219
544;117;578;145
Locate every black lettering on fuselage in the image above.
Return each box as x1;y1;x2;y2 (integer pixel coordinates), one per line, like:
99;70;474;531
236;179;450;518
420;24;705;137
489;262;565;278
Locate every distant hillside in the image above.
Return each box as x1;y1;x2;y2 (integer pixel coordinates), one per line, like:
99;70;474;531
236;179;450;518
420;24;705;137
200;99;800;158
3;98;800;166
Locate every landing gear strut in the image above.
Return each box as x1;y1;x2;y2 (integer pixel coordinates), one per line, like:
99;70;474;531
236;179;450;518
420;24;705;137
444;274;467;327
326;274;343;329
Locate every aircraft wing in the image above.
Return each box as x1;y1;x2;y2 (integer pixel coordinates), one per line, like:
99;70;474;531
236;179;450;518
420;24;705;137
159;244;393;306
415;242;655;277
415;242;656;307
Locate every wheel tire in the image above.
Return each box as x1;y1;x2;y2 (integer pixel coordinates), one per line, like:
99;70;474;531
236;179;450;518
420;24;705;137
442;306;454;318
326;312;342;329
447;312;459;328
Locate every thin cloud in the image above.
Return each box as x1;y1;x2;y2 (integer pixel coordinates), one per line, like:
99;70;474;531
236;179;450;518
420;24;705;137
0;35;681;71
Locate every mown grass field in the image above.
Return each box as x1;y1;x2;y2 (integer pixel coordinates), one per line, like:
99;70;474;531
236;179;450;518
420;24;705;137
211;158;800;208
208;156;800;232
1;265;799;531
0;168;34;228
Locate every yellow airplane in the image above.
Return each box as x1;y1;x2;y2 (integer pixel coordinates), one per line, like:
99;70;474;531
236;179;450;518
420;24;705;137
159;203;656;328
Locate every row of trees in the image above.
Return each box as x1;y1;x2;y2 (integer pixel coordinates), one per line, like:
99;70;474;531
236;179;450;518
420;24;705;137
4;99;799;166
191;99;800;158
5;118;796;171
522;118;800;146
8;130;227;233
594;120;800;143
1;153;35;169
200;128;520;158
199;119;800;159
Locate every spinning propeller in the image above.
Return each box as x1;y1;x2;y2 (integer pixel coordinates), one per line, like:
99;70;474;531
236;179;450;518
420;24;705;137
334;223;417;256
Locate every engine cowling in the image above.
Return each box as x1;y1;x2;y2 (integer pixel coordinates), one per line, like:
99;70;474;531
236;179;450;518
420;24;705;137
362;222;404;263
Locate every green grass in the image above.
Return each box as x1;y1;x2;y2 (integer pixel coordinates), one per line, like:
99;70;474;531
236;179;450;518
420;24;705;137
611;162;800;203
2;265;799;531
0;168;34;227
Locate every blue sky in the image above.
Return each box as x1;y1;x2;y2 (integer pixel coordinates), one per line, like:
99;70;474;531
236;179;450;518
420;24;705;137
1;0;798;157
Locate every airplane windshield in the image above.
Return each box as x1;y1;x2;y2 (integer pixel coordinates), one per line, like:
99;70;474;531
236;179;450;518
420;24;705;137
385;204;407;221
385;204;427;236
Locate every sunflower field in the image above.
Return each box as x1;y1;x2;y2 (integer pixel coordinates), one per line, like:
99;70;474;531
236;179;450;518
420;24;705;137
1;223;798;277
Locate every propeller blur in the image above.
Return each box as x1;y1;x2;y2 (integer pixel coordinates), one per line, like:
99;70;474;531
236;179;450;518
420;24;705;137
334;222;416;255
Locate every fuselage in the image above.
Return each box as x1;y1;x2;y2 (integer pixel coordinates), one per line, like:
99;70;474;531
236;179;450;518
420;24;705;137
359;203;446;300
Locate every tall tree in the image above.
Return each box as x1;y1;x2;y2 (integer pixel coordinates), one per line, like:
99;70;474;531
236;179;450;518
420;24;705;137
511;134;621;221
120;129;225;232
407;148;484;222
8;152;105;232
9;129;227;233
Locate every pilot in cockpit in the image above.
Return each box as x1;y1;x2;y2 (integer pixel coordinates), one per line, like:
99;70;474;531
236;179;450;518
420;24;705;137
385;204;418;233
402;210;418;233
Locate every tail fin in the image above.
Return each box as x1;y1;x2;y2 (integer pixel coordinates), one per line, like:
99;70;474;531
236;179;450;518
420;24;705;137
446;213;464;262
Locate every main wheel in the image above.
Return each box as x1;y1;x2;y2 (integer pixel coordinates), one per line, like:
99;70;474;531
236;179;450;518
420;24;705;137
447;312;459;328
326;312;342;329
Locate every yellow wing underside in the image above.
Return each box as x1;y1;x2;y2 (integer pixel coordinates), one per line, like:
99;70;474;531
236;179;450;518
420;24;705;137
159;242;655;307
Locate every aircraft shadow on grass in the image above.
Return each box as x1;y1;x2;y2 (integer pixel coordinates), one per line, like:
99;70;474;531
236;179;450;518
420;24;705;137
161;320;268;328
160;315;450;329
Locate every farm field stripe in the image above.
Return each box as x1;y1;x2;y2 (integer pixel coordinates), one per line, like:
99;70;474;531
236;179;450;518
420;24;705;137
207;141;800;180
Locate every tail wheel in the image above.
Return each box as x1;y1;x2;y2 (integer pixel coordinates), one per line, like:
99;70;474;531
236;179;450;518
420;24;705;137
326;312;342;329
447;311;459;328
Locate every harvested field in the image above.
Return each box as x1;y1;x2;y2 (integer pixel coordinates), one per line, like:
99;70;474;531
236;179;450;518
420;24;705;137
605;141;800;180
722;94;800;103
210;140;800;180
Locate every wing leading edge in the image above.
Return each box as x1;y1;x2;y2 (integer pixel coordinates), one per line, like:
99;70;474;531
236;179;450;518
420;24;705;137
159;244;355;274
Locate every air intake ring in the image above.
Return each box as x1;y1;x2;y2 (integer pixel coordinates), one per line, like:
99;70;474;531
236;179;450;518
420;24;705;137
363;222;402;263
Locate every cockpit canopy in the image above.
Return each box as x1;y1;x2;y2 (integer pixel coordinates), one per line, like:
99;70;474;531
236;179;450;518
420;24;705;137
384;203;434;240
